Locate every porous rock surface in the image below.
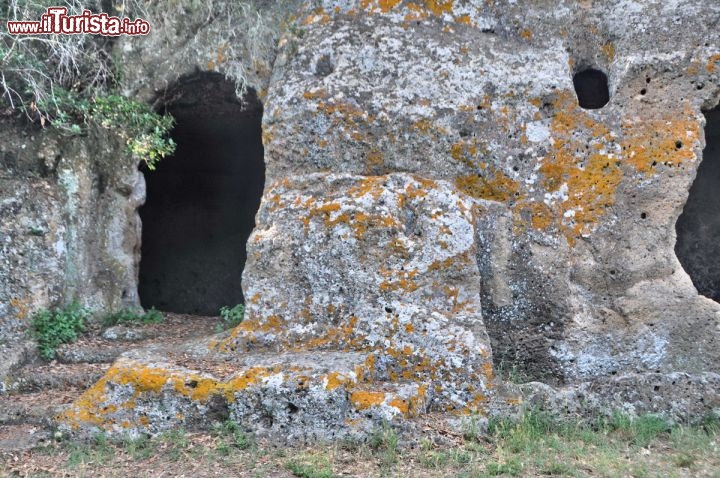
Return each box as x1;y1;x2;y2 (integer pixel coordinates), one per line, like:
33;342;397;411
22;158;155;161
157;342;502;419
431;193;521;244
2;0;720;441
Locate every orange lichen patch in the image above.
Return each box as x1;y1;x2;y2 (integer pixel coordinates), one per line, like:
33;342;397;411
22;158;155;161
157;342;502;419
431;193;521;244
410;118;448;135
366;148;385;173
347;176;385;201
317;100;369;127
300;315;361;350
324;371;354;391
518;90;622;243
59;360;309;430
450;140;479;166
303;89;329;100
464;392;488;413
212;315;285;352
9;297;30;320
378;0;403;12
237;315;285;333
706;53;720;72
58;376;112;427
424;0;454;15
481;362;494;381
455;14;472;26
389;397;410;415
519;28;532;40
349;390;386;410
602;42;616;61
303;7;330;25
379;275;420;293
515;201;554;231
621;102;700;174
456;169;520;203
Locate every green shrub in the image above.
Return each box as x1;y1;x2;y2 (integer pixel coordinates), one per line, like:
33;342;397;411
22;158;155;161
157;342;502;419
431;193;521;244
35;90;175;170
31;301;89;360
218;304;245;331
102;307;164;327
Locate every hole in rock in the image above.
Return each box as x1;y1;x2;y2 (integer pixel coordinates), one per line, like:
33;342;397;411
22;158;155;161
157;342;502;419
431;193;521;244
572;68;610;109
676;106;720;301
139;72;265;315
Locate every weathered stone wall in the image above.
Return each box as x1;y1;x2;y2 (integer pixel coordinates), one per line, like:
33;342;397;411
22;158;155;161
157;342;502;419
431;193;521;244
3;0;720;441
0;117;143;336
260;0;720;383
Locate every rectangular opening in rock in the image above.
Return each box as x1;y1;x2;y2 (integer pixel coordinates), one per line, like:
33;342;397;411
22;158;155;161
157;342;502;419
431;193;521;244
138;72;265;315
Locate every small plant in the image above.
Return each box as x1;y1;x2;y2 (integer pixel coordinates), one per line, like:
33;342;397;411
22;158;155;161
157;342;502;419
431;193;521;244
218;304;245;331
486;459;523;476
285;454;334;478
212;420;254;454
31;301;89;360
102;307;164;327
369;421;399;467
122;434;153;460
599;412;671;448
462;413;486;443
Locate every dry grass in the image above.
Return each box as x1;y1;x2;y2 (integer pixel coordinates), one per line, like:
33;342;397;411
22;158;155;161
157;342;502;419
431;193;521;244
1;412;718;477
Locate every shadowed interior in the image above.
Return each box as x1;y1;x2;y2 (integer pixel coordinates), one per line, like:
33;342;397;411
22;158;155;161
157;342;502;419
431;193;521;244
676;106;720;301
138;72;264;315
573;68;610;109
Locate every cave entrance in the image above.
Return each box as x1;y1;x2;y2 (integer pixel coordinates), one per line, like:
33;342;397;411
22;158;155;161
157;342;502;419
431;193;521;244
138;72;265;315
675;106;720;301
573;67;610;109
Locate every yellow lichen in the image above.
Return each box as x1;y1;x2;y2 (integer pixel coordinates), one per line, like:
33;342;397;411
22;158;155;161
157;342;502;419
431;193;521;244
621;102;700;174
456;169;520;203
706;53;720;72
349;390;386;410
601;42;616;60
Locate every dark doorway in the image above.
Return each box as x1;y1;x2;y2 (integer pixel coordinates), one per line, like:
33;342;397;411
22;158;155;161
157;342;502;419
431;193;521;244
138;72;265;315
573;68;610;109
675;106;720;301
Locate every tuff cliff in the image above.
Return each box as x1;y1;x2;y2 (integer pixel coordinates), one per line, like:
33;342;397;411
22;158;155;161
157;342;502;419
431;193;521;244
1;0;719;442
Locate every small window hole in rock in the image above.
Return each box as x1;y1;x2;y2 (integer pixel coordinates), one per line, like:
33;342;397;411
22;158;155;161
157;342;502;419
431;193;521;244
675;106;720;301
572;67;610;109
138;72;265;315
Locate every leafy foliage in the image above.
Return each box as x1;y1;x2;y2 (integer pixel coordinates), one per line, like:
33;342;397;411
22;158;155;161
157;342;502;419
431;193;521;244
218;304;245;331
102;307;164;327
1;0;174;168
31;301;89;360
35;89;175;170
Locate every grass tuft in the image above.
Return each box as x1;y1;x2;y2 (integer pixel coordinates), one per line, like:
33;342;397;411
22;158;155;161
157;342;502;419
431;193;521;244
102;307;164;327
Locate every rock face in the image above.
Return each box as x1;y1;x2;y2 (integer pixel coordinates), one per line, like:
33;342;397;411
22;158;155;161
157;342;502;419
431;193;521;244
0;119;143;377
2;0;720;441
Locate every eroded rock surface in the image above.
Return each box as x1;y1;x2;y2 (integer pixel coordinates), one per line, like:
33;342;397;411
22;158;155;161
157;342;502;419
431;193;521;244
2;0;720;443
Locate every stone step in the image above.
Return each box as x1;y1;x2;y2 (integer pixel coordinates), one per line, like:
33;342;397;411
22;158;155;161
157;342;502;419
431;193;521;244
55;343;129;364
0;424;52;452
0;389;80;426
6;362;109;393
57;349;432;441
